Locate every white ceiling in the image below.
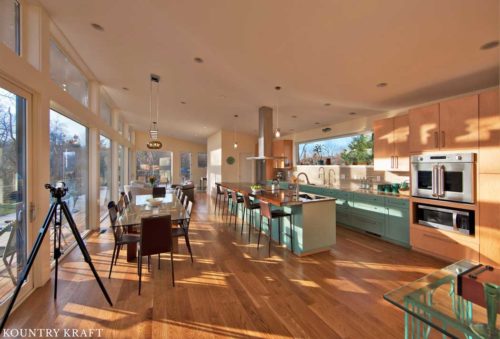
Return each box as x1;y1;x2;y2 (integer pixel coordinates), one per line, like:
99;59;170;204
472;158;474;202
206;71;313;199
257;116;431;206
38;0;499;144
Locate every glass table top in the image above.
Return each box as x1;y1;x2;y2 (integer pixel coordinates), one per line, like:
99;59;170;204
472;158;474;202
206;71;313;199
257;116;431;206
384;260;499;339
118;193;187;226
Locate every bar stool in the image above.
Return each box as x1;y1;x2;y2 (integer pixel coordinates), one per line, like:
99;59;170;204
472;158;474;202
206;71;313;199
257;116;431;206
242;194;260;242
229;191;244;229
258;201;294;256
214;183;224;215
221;188;232;221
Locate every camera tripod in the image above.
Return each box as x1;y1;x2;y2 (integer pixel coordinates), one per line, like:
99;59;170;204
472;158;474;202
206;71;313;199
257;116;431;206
0;183;113;331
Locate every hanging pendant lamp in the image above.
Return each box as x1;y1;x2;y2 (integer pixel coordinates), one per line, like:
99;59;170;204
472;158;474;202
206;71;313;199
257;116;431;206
233;114;238;149
147;74;162;149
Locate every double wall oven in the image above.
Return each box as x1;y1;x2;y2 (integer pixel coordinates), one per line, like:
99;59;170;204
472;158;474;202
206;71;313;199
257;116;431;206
411;153;476;204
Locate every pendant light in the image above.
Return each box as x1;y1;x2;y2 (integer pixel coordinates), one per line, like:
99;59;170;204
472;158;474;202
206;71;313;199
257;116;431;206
147;74;162;149
274;85;281;138
233;114;238;149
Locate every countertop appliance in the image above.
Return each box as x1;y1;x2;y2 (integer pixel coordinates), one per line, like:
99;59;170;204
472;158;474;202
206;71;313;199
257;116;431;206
411;153;476;203
416;204;474;235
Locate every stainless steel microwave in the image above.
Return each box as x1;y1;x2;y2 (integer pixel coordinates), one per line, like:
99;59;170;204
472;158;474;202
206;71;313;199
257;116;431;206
411;153;475;203
416;204;474;235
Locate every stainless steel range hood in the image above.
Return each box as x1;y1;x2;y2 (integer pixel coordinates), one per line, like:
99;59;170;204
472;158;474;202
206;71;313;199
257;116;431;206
247;106;283;160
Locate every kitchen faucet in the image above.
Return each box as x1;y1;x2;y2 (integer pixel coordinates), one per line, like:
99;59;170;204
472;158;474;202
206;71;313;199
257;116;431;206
328;169;336;186
318;167;326;185
295;172;311;197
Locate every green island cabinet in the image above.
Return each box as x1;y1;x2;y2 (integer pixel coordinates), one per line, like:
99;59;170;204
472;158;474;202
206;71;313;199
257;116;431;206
299;185;410;247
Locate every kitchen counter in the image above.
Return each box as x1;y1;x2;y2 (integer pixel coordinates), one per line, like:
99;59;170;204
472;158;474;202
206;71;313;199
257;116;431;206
218;182;336;256
298;183;410;200
219;182;336;206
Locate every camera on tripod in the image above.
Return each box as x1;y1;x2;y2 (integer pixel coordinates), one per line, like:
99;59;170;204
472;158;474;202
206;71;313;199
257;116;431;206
44;181;68;199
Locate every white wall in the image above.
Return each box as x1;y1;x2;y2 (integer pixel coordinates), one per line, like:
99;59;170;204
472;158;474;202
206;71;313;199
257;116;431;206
207;131;222;196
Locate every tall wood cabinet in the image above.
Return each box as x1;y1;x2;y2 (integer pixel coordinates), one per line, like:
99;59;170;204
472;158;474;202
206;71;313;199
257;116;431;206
479;88;500;174
374;115;409;171
409;95;479;153
272;140;293;169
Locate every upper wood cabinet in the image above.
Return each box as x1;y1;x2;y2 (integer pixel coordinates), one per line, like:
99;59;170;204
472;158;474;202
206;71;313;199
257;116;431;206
374;115;409;171
409;96;479;153
409;104;440;152
439;95;478;150
273;140;293;168
479;88;500;174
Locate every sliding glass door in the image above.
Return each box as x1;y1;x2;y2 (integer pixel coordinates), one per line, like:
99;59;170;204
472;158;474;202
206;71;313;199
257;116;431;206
0;78;32;313
99;135;111;221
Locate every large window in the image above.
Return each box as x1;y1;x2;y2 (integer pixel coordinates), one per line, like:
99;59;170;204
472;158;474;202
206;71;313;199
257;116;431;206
100;98;112;126
0;0;20;55
99;135;111;220
0;84;27;303
297;132;373;165
49;40;89;107
49;109;89;258
180;152;192;182
118;145;125;194
136;151;172;184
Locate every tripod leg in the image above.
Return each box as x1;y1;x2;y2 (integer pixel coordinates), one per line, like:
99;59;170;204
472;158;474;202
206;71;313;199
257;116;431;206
60;202;113;306
0;203;58;332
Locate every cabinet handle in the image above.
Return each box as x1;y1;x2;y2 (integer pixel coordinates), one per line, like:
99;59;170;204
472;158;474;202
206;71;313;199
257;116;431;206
441;131;445;148
434;131;439;148
423;233;458;244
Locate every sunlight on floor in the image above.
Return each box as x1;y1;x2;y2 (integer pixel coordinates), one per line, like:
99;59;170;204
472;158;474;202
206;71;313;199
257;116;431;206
290;279;320;288
62;302;130;320
324;278;369;294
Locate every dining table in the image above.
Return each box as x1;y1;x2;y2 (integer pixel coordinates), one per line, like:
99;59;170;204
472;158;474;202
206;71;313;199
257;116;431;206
118;192;188;261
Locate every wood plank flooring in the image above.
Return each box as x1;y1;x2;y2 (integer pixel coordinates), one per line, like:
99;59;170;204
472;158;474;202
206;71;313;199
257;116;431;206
4;193;446;338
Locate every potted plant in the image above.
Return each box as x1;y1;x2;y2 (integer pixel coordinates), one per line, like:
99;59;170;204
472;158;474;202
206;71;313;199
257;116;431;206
148;176;157;187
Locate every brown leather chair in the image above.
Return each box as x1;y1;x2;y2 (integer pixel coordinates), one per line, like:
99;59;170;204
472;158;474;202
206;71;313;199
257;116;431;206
138;215;175;294
258;201;293;256
108;201;140;279
172;200;194;262
242;194;260;242
229;191;244;229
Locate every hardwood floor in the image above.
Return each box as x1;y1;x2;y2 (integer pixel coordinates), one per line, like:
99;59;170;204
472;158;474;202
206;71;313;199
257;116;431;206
4;193;446;338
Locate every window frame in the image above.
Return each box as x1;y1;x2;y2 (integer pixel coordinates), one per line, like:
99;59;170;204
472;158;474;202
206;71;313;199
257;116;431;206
296;131;374;166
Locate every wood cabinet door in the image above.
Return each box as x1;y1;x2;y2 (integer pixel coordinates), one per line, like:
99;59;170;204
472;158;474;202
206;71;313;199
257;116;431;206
283;140;293;167
439;95;479;150
479;88;500;174
393;114;410;171
479;174;500;266
409;104;440;153
373;117;394;171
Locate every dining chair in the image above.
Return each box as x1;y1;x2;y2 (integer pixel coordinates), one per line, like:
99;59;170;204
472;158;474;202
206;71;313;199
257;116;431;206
108;201;140;279
242;194;260;242
152;186;166;198
179;191;185;204
122;191;130;207
172;200;194;262
182;194;189;209
127;191;133;204
138;215;175;294
175;187;182;199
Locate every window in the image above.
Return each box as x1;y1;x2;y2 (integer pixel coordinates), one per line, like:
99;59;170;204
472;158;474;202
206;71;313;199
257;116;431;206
49;40;89;107
0;84;27;302
99;135;111;220
0;0;20;54
297;132;373;165
180;152;191;182
49;109;89;258
100;98;112;125
118;145;125;194
117;116;123;135
136;151;172;184
197;152;207;168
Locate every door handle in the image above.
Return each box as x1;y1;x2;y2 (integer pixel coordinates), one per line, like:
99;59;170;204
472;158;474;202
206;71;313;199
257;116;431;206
434;131;439;148
438;165;445;197
441;131;445;148
431;165;438;197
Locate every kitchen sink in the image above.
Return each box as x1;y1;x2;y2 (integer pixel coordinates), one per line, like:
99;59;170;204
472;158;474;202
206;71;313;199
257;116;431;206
297;193;327;201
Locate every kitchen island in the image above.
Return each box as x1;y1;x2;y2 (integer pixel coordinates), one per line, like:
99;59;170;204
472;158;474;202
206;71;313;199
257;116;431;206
219;182;336;256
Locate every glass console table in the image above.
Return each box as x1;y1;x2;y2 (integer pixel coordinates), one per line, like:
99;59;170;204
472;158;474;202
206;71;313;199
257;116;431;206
384;260;499;339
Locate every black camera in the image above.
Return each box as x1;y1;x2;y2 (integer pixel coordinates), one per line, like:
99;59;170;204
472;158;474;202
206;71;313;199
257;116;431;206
45;181;68;198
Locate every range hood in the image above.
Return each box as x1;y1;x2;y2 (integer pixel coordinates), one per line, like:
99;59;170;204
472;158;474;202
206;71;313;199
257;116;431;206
247;106;284;160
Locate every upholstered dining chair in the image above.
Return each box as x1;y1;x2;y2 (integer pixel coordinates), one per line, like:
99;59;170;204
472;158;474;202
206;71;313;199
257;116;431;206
172;200;194;262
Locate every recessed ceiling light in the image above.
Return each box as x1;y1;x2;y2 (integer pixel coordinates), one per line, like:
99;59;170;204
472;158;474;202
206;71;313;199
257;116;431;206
290;129;295;131
275;86;281;90
234;114;239;118
180;101;186;104
122;87;129;91
314;122;320;125
194;57;204;63
91;23;104;31
291;115;297;118
480;40;499;50
324;103;331;106
203;126;207;129
349;112;357;115
376;82;388;88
